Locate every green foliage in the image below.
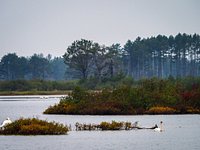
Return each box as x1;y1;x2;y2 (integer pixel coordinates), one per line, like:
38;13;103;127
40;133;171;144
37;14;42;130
0;80;77;92
44;86;136;115
1;33;200;81
71;86;89;102
124;33;200;79
0;118;68;135
63;39;122;80
63;39;93;79
44;77;200;115
0;54;67;81
29;54;50;79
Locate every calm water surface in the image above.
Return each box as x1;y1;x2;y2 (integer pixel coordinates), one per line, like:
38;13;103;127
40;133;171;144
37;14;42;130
0;96;199;150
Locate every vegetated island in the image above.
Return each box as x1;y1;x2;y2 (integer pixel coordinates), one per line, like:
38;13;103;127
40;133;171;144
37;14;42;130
0;118;68;135
44;78;200;115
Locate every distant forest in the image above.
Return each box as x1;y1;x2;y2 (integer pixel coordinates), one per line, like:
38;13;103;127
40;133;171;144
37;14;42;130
0;54;67;80
0;33;200;81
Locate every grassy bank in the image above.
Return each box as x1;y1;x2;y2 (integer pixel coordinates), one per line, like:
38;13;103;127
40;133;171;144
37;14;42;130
0;80;77;92
0;118;68;135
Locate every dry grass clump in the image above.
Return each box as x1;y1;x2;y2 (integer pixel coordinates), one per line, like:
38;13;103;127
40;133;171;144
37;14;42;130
146;106;177;114
0;118;68;135
185;107;200;114
100;121;131;130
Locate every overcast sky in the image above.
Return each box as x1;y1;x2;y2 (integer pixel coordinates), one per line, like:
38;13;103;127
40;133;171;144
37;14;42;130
0;0;200;58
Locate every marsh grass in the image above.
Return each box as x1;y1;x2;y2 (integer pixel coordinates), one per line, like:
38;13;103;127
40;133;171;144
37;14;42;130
0;118;68;135
100;121;125;130
75;121;132;131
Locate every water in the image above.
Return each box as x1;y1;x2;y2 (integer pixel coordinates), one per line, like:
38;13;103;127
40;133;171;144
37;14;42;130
0;96;199;150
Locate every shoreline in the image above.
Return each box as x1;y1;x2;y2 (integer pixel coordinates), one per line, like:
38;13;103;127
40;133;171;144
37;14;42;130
44;112;200;115
0;91;71;96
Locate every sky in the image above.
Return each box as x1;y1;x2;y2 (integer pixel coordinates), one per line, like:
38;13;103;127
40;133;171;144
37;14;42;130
0;0;200;58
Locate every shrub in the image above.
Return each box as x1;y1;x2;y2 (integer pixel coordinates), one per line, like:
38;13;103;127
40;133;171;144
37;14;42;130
43;77;200;115
100;121;124;130
185;107;200;114
0;118;68;135
146;106;177;114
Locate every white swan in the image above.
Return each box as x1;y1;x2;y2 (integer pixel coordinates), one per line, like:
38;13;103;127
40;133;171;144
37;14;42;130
154;121;163;132
132;121;139;128
0;117;12;129
40;96;49;99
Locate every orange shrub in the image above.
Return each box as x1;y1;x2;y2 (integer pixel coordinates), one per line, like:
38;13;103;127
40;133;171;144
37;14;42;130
146;106;177;114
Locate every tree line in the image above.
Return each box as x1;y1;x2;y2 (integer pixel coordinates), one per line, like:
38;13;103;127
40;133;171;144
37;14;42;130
1;33;200;81
64;33;200;80
124;33;200;79
0;53;67;80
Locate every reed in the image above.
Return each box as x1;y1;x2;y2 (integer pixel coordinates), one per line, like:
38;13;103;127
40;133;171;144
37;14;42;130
75;121;134;131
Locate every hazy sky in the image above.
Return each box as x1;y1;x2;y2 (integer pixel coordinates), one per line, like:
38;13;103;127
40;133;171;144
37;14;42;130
0;0;200;58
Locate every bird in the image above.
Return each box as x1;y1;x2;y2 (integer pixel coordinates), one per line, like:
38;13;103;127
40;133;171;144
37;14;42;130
132;121;139;128
40;96;49;99
154;121;163;132
0;117;12;129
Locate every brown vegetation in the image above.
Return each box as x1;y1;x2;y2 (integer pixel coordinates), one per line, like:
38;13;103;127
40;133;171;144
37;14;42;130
0;118;68;135
145;106;177;114
75;121;134;131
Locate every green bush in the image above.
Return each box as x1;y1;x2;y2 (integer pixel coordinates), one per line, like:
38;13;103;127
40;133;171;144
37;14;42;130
44;77;200;115
0;80;78;92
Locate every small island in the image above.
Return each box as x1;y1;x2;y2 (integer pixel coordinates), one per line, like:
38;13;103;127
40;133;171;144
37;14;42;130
0;118;68;135
44;78;200;115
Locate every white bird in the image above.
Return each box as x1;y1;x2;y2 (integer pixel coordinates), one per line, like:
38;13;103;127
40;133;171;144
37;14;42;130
0;117;12;129
40;96;49;99
44;96;49;99
132;121;139;128
154;121;163;132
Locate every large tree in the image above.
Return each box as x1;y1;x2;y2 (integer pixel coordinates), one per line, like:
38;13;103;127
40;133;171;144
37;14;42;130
90;43;107;81
29;54;50;79
0;53;19;80
105;43;122;78
50;57;66;80
63;39;93;79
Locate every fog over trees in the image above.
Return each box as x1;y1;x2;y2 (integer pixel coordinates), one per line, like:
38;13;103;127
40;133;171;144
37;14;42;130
0;33;200;81
0;54;67;80
124;33;200;79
